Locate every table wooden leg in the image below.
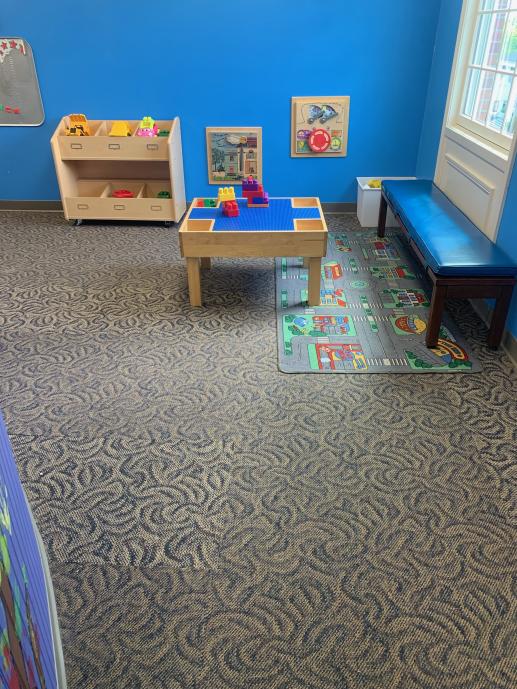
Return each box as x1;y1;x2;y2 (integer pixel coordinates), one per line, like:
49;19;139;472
186;257;202;307
307;257;321;307
200;257;211;270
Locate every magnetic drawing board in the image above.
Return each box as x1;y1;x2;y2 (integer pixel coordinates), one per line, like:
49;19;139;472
0;38;44;126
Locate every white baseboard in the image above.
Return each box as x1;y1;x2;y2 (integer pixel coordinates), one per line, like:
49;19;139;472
470;299;517;368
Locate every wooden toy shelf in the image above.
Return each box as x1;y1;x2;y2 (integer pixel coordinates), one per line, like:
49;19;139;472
51;117;186;224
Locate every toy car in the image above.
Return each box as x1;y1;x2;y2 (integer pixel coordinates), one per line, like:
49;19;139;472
66;113;91;136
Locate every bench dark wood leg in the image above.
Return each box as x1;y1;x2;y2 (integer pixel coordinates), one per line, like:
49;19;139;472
377;194;387;238
426;283;447;348
488;285;513;349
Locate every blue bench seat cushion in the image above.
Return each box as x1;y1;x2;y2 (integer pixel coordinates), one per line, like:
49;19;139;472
382;179;517;277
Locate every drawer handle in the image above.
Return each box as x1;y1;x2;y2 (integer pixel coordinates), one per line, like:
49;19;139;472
77;203;89;209
147;143;158;150
71;143;83;150
150;205;162;211
113;204;126;210
108;143;120;150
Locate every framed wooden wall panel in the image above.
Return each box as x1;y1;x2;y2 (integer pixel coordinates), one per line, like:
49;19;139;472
291;96;349;157
206;127;262;184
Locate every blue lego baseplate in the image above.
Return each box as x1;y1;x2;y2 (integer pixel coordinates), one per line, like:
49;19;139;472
189;198;321;231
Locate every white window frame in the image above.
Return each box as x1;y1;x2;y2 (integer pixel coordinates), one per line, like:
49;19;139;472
448;0;517;157
435;0;517;241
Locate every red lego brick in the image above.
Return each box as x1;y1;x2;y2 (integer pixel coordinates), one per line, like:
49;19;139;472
222;200;240;217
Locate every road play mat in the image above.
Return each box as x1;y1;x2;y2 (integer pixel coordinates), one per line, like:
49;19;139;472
276;229;482;374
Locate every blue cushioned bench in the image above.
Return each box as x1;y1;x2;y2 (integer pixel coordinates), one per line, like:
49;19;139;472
378;179;517;348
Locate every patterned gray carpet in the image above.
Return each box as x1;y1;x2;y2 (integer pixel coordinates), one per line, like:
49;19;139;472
1;210;516;689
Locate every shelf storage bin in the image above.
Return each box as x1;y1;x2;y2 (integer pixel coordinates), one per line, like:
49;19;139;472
51;116;186;223
57;119;173;161
63;180;174;221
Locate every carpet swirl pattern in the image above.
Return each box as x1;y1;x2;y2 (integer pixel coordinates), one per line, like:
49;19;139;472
0;211;516;689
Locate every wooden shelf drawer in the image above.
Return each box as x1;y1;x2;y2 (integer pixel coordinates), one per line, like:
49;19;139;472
64;180;174;221
57;119;172;161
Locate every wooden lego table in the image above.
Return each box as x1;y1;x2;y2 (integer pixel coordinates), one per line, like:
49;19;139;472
179;197;328;306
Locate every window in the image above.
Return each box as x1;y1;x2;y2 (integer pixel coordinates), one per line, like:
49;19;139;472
455;0;517;152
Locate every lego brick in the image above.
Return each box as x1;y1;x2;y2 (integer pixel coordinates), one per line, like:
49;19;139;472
222;199;240;217
217;186;236;203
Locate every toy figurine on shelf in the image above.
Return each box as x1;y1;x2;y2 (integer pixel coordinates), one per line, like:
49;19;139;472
65;113;90;136
109;121;132;137
242;176;269;208
157;190;171;199
136;116;159;137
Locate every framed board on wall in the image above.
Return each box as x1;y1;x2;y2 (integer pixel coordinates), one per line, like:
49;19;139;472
0;38;44;126
291;96;350;157
206;127;262;184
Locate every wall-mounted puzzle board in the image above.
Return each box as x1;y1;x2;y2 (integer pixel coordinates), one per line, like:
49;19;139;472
206;127;262;184
0;38;44;126
291;96;349;157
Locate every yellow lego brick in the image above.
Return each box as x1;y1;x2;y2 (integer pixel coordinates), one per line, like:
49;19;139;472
217;186;236;202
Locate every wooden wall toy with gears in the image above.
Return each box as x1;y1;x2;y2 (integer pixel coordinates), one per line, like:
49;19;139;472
291;96;349;157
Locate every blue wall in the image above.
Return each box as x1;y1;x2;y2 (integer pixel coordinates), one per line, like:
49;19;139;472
416;0;463;178
1;0;441;202
416;0;517;341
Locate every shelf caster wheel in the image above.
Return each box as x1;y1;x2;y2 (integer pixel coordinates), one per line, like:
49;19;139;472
69;219;82;227
164;221;173;228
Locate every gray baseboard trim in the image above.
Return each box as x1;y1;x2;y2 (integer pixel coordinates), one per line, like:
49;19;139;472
322;202;356;213
0;200;62;211
470;299;517;368
1;199;357;214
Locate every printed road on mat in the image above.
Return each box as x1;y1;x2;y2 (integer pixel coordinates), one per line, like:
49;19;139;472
276;229;482;374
